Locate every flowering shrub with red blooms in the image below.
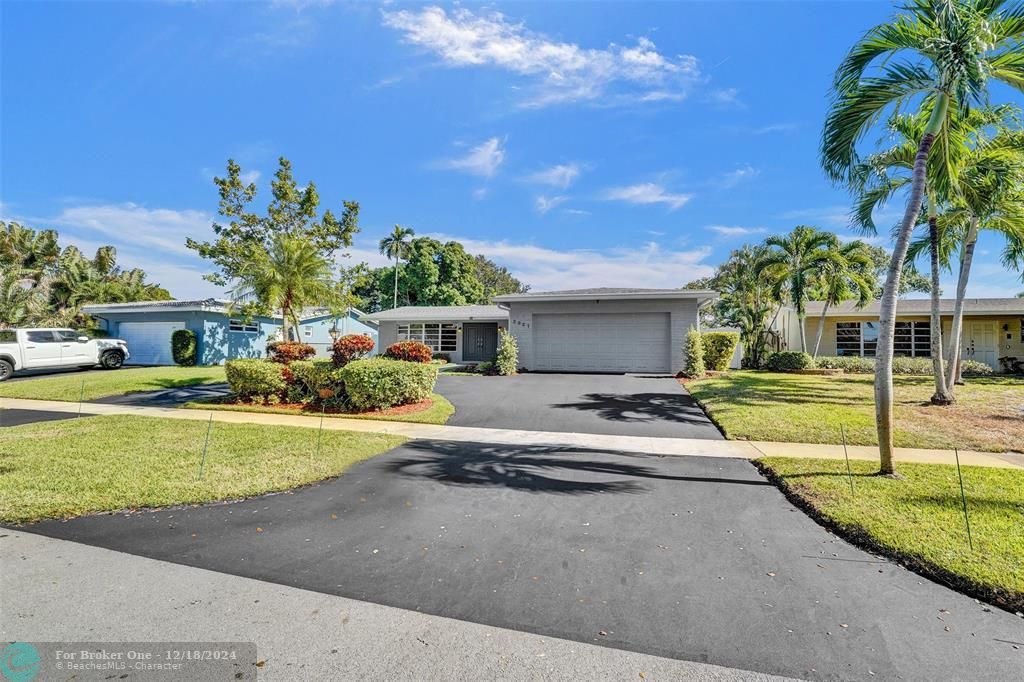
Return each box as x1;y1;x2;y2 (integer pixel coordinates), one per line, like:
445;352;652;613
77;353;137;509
267;341;317;363
384;341;433;364
331;334;376;367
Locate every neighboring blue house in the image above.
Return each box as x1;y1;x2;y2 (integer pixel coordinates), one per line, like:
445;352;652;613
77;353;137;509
82;299;378;366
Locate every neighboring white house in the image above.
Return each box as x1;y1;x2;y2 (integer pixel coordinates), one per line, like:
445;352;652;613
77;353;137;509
365;288;717;374
777;297;1024;371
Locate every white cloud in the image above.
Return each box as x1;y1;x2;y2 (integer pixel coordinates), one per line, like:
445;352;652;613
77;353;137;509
382;6;703;107
51;203;210;256
472;187;489;200
535;195;568;214
525;162;581;189
563;208;591;216
719;164;758;188
424;233;714;290
436;137;505;178
706;87;742;108
603;183;692;211
708;225;766;237
751;123;798;135
240;170;261;185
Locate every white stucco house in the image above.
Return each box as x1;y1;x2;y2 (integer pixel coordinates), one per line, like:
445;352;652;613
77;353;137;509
364;288;717;374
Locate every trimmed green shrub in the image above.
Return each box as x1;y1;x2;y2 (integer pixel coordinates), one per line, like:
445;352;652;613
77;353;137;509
267;341;317;363
495;329;518;375
289;359;344;403
225;359;286;399
432;352;451;363
765;350;814;372
703;331;740;372
814;355;876;373
340;358;438;411
171;329;197;367
683;328;705;378
961;360;994;376
331;334;375;367
384;341;433;363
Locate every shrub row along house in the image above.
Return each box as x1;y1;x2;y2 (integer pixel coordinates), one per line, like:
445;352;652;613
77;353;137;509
779;298;1024;372
81;299;378;365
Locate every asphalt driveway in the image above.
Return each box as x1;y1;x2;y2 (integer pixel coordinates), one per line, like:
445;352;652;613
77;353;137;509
438;373;723;439
20;442;1022;680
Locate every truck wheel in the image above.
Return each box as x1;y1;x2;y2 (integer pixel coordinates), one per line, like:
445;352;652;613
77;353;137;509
100;351;124;369
0;359;12;381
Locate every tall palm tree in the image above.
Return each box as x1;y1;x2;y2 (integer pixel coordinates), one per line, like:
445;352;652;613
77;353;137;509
759;226;840;353
810;240;877;357
821;0;1024;474
237;233;336;341
713;245;780;368
378;224;415;309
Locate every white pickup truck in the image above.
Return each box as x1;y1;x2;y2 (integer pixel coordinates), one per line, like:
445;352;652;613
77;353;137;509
0;328;130;381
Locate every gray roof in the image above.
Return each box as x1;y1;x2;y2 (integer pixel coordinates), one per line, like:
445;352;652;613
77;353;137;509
494;287;717;302
82;299;230;313
804;298;1024;316
362;305;508;322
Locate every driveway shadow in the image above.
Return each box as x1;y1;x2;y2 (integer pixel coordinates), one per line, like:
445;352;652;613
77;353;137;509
383;440;770;494
551;392;710;424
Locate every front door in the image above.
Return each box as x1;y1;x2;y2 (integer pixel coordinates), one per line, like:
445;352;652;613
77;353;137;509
463;323;498;362
962;321;998;370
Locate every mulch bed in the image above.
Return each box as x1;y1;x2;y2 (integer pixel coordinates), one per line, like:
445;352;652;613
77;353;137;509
213;397;435;418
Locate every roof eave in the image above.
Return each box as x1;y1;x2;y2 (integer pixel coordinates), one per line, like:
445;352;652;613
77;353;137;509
493;290;719;303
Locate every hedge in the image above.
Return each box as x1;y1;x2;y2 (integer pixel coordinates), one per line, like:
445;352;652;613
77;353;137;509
171;329;197;367
384;341;433;363
683;328;705;378
267;341;317;363
765;350;814;372
290;359;344;402
495;329;518;375
339;358;438;411
703;331;740;372
225;359;286;399
814;355;993;376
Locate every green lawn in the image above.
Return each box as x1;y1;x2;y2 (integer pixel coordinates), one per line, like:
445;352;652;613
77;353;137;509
184;393;455;425
0;414;405;523
758;457;1024;612
0;366;227;402
687;371;1023;452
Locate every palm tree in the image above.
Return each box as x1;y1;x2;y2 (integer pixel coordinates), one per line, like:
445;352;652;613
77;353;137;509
759;226;840;353
237;233;336;341
712;245;780;367
810;240;877;357
821;0;1024;474
378;224;415;308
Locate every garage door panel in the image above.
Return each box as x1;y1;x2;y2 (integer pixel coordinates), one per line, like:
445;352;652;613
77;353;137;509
533;313;670;373
118;321;185;365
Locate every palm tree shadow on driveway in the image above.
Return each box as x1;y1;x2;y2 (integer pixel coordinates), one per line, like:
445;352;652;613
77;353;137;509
383;440;772;495
550;391;712;425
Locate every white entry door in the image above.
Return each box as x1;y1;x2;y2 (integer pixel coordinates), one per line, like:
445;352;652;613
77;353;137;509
962;321;998;370
118;321;185;365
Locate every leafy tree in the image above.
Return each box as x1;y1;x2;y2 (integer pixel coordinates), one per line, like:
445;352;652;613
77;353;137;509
820;0;1024;475
402;237;484;306
235;233;336;341
759;226;840;352
809;241;876;357
378;224;415;308
187;157;359;288
473;255;529;301
862;245;931;296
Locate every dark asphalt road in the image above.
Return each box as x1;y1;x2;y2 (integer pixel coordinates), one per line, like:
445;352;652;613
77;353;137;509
0;408;85;427
21;442;1022;680
438;373;723;439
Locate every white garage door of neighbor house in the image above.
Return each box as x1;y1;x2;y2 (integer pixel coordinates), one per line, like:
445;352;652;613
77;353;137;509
532;312;671;373
118;321;185;365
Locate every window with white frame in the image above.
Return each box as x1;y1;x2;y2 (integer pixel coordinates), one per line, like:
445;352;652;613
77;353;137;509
229;319;258;333
836;320;930;357
396;323;457;352
303;326;312;337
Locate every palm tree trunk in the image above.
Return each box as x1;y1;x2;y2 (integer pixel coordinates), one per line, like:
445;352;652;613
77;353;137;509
392;257;399;309
929;215;953;405
875;93;948;476
945;216;978;387
798;313;808;353
813;302;830;358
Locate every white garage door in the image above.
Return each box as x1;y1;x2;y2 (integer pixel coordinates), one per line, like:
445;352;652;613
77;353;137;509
533;313;670;373
118;321;185;365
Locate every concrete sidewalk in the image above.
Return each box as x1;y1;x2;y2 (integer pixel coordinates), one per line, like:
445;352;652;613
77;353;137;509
2;396;1021;470
0;530;789;681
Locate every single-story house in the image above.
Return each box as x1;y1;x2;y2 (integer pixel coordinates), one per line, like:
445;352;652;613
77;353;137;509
784;298;1024;371
82;299;378;366
365;288;717;374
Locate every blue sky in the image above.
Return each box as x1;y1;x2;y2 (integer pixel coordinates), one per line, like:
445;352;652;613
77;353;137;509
2;1;1021;299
